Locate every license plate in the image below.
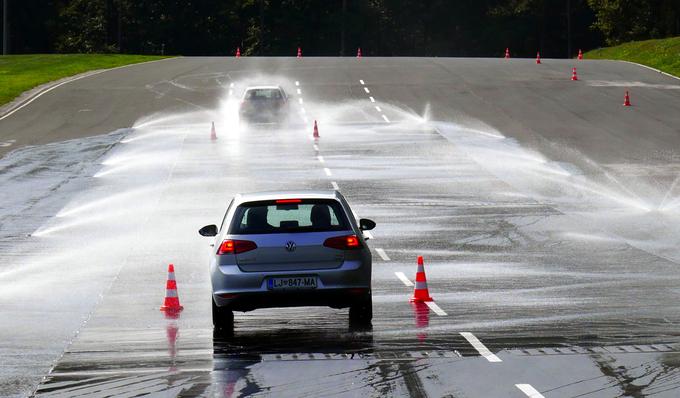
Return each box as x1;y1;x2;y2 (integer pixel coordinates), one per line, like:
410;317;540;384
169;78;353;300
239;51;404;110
267;276;317;290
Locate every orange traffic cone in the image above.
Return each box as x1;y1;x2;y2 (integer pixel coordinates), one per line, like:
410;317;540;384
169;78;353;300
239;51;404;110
623;91;631;106
313;120;320;139
536;52;541;64
235;47;241;58
210;122;217;140
504;48;510;59
357;48;362;58
410;256;433;302
571;67;578;81
297;47;302;58
160;264;184;313
578;49;583;60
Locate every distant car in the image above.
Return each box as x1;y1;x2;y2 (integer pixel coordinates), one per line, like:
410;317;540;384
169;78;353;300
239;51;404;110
199;190;375;331
238;86;289;123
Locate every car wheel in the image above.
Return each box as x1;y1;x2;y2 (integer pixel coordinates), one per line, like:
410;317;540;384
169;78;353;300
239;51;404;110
349;293;372;326
212;297;234;331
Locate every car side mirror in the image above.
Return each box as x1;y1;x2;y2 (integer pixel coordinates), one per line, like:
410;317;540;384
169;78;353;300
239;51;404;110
359;218;376;231
199;224;218;237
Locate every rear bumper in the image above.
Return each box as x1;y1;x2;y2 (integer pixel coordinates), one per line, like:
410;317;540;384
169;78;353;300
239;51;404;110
211;259;371;311
214;288;370;312
239;109;287;122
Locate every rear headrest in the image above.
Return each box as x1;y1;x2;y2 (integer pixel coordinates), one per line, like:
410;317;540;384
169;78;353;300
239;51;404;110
310;204;331;228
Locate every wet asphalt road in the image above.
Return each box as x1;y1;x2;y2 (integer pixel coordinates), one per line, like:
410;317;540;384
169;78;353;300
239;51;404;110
2;57;680;397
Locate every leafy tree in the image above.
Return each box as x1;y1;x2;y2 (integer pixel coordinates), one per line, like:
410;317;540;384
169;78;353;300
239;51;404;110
56;0;117;53
587;0;654;45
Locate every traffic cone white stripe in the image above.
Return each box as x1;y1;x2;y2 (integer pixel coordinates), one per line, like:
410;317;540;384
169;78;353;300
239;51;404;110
414;281;428;290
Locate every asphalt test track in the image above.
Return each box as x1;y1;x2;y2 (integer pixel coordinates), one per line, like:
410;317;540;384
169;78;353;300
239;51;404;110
2;57;680;397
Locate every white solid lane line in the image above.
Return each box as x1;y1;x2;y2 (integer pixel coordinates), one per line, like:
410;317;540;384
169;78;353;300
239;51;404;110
459;332;502;363
359;79;365;85
331;181;340;190
369;96;375;103
516;384;545;398
425;301;447;316
375;248;391;261
364;87;370;94
324;168;332;176
394;272;414;287
382;114;391;123
0;58;175;122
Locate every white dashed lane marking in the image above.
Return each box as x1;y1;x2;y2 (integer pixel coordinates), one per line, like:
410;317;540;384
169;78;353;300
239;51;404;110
323;168;332;176
298;98;304;104
394;272;414;287
359;80;389;123
317;156;325;163
331;181;340;190
516;384;545;398
425;301;447;316
297;88;302;94
363;230;374;239
295;81;300;86
375;248;391;261
460;332;502;363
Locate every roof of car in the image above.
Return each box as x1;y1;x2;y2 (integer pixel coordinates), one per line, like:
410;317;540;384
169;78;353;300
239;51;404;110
234;190;340;204
244;86;283;91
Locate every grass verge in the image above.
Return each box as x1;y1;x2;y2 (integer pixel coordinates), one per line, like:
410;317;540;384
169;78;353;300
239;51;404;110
0;54;171;107
585;36;680;78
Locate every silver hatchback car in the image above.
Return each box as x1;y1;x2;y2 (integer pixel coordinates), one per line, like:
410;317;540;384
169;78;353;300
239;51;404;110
199;191;375;330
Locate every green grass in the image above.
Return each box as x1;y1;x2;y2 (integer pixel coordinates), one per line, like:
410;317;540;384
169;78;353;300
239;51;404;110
585;36;680;78
0;54;171;106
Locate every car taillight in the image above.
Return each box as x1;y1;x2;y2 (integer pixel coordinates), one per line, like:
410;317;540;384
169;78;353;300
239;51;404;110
323;235;362;250
217;239;257;254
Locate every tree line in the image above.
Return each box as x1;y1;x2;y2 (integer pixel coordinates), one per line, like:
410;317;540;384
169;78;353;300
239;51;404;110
1;0;679;57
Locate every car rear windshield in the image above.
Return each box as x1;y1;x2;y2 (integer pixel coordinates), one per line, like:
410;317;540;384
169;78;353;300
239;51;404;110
244;89;283;100
229;199;350;234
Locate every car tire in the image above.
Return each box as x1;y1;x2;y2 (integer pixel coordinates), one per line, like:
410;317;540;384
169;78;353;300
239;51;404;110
349;293;372;326
212;297;234;331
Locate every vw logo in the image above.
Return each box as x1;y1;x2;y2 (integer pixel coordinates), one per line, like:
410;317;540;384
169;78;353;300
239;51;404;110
285;241;297;252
